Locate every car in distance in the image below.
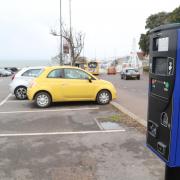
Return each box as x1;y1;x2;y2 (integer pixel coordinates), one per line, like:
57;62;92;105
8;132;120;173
107;66;116;75
121;68;140;80
4;67;18;73
27;66;117;108
0;69;12;77
9;66;44;100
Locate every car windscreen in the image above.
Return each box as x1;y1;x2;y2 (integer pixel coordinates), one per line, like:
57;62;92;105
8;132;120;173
127;69;138;73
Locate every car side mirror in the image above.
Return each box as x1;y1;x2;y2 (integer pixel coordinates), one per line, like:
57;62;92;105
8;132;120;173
88;76;92;83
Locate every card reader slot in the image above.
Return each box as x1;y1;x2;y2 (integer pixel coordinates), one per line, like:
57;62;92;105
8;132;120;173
148;120;159;138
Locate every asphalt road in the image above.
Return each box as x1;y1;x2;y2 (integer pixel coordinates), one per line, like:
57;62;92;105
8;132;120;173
0;76;164;180
0;76;11;103
100;72;149;121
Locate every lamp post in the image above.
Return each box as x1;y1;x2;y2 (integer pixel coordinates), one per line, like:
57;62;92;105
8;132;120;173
60;0;63;65
69;0;72;65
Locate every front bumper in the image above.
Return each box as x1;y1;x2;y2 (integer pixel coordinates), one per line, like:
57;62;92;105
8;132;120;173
111;88;117;100
126;74;140;78
27;88;35;101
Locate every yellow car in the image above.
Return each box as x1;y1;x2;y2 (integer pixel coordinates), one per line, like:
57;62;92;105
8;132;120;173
27;66;117;108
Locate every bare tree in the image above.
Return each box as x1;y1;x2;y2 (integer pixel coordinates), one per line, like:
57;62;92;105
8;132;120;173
51;24;85;65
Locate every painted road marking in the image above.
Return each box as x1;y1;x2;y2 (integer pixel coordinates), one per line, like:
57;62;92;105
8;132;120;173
94;118;104;130
0;94;11;106
0;107;99;114
6;100;29;103
0;129;126;137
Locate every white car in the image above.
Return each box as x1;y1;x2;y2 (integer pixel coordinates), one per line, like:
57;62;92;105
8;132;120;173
0;69;12;76
9;67;45;100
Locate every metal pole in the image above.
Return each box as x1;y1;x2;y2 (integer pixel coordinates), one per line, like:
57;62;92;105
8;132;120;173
69;0;72;66
165;165;180;180
60;0;63;65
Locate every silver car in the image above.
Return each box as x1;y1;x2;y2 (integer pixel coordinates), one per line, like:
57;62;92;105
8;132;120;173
9;66;45;100
0;69;12;77
121;68;140;80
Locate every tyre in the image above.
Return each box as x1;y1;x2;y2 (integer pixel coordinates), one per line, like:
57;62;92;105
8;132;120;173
137;76;140;80
96;90;111;105
35;92;51;108
121;75;123;79
14;86;27;100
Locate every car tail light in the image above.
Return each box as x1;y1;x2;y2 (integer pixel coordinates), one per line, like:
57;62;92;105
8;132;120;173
11;74;15;80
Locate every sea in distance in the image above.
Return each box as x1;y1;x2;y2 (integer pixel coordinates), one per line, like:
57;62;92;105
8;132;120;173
0;59;53;68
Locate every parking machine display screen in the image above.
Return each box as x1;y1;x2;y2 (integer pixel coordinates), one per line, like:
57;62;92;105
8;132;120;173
153;58;168;76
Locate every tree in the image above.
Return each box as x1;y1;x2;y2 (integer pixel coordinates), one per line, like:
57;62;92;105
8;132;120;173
51;23;85;66
139;33;149;55
145;12;169;30
139;12;170;54
168;6;180;23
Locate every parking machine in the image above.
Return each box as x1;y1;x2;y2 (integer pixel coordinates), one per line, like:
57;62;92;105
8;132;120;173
147;23;180;179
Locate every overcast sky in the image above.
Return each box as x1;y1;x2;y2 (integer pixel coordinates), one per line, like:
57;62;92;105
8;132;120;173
0;0;179;62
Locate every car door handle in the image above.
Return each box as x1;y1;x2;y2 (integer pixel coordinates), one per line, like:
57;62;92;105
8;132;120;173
61;83;67;86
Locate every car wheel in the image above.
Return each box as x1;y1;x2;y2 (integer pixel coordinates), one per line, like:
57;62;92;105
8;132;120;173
35;92;51;108
96;90;111;105
121;75;123;79
14;86;27;100
137;76;140;80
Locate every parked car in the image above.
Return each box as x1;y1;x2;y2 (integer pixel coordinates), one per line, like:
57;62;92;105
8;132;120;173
4;67;18;73
121;68;140;80
107;67;116;75
27;66;117;108
9;66;45;100
0;69;12;77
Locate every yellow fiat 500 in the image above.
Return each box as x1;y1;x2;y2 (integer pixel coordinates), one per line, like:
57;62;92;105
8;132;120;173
27;66;117;108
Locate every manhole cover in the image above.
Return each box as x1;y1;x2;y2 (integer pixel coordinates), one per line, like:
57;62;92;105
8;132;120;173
96;117;124;130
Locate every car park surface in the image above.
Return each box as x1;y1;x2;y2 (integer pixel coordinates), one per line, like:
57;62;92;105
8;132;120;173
100;73;148;121
0;77;164;179
0;77;12;103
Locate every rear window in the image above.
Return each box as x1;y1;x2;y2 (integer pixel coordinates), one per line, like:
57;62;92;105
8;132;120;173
126;69;138;73
22;69;44;77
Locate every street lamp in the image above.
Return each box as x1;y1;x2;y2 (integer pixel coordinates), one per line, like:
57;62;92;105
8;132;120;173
69;0;72;65
60;0;63;65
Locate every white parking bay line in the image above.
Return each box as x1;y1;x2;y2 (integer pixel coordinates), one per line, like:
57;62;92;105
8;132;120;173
0;94;11;106
0;129;126;137
6;100;29;103
0;107;99;114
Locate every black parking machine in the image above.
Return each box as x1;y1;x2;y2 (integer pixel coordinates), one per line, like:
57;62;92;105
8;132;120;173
146;23;180;179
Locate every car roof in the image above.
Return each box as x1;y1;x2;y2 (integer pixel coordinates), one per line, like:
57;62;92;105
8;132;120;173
22;66;46;70
44;66;86;70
